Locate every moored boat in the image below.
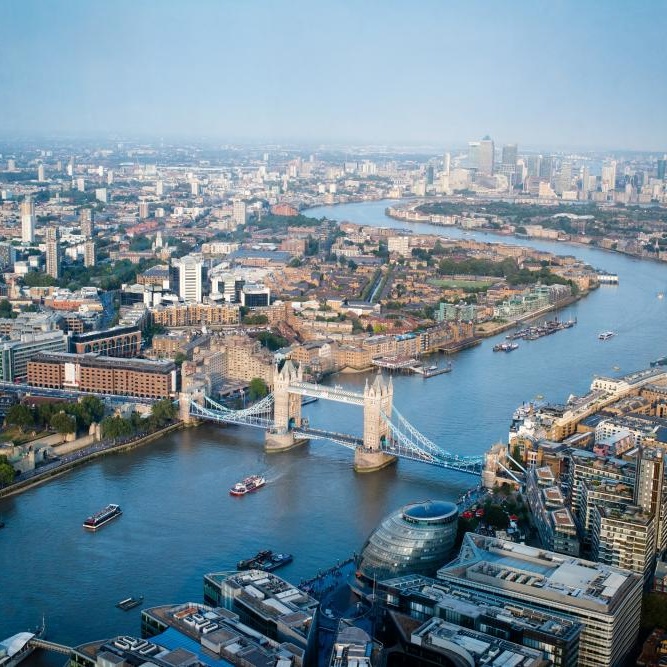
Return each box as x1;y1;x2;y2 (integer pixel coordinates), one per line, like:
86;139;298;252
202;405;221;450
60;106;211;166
259;553;293;572
116;595;144;611
0;618;45;667
237;549;273;570
83;504;122;530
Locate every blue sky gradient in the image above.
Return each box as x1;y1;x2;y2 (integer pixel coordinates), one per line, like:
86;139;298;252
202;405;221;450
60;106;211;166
1;1;666;149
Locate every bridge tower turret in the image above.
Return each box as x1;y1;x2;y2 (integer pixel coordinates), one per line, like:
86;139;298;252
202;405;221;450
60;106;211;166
265;361;308;452
355;373;397;472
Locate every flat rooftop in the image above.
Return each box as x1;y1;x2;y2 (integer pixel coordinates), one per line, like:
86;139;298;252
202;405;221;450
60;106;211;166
31;351;175;373
438;533;642;613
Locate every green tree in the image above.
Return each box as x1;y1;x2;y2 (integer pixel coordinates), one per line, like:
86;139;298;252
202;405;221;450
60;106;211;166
151;399;177;427
174;352;188;366
50;412;76;435
248;377;269;401
0;299;14;318
5;404;34;432
0;455;14;485
100;416;134;440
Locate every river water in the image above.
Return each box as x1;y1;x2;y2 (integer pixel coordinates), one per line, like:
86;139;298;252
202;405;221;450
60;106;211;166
3;200;667;657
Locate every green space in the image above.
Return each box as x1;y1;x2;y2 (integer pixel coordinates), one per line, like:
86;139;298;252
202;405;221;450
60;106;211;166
429;278;495;289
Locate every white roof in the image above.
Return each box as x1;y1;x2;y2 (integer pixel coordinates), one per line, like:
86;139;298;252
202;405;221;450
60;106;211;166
0;633;34;658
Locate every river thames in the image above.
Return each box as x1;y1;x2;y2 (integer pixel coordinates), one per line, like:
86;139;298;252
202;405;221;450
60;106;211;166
3;200;667;658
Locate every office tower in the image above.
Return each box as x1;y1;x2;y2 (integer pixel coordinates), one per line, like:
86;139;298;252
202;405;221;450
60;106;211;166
107;169;114;185
467;141;480;170
7;159;16;172
438;534;643;667
539;155;554;181
20;197;35;243
84;240;96;268
524;154;541;177
56;160;62;172
80;208;94;238
156;180;164;196
426;165;434;185
37;164;45;182
556;161;573;194
443;152;451;175
233;200;247;227
658;158;666;181
478;136;495;175
76;177;85;192
191;180;199;196
501;143;518;166
601;161;617;191
45;227;60;279
172;256;203;303
581;165;592;193
66;160;74;176
139;201;149;219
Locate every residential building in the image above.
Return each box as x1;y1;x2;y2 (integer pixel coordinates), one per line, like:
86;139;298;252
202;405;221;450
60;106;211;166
151;303;240;328
84;239;95;267
20;196;35;243
28;352;176;399
69;325;142;358
45;226;60;279
172;255;203;303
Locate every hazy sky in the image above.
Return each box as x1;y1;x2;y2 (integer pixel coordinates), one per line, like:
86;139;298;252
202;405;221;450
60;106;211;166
2;1;666;150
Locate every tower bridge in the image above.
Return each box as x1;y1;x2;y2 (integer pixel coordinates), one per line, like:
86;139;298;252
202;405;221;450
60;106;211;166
186;361;483;475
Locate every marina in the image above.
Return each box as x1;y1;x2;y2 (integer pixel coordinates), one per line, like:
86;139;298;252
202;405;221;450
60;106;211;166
505;317;576;342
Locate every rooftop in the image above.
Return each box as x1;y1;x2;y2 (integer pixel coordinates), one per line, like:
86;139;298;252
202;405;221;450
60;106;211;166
438;533;642;613
30;351;175;373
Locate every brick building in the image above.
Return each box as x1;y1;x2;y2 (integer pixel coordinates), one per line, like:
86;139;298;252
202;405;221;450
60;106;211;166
69;325;142;357
151;303;240;328
28;352;176;399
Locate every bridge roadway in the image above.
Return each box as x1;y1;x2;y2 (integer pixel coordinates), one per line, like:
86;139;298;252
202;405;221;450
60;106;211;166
286;381;365;406
0;380;158;405
292;426;363;449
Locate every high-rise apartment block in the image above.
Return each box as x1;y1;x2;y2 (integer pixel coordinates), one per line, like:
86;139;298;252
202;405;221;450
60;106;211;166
20;197;35;243
80;208;94;238
37;164;45;182
139;201;149;219
233;200;247;227
84;239;96;268
45;226;60;279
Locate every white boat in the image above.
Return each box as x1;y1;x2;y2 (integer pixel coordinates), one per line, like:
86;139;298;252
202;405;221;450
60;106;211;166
598;331;616;340
0;619;45;667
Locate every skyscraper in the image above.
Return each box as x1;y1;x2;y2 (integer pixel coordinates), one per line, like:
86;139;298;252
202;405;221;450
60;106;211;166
467;141;480;170
501;143;517;166
80;208;94;238
139;201;149;219
45;226;60;279
37;164;45;182
658;158;666;181
20;197;35;243
478;136;495;176
84;239;96;268
443;152;451;175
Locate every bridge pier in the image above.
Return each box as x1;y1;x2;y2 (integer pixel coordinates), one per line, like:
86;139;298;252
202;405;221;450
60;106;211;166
265;431;309;452
354;447;397;473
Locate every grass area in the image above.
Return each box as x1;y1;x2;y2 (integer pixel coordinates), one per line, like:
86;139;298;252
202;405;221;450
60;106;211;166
429;278;495;289
0;426;53;445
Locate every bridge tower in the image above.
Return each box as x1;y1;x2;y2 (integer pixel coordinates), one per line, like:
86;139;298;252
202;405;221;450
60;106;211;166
355;373;397;472
265;360;307;452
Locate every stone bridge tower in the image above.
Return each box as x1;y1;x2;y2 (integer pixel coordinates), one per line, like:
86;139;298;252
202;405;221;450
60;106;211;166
355;373;397;472
265;360;306;452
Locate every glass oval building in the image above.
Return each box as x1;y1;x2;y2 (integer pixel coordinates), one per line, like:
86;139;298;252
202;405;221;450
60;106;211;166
357;500;458;582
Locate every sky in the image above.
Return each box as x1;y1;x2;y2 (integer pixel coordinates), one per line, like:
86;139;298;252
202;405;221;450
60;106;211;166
1;0;666;151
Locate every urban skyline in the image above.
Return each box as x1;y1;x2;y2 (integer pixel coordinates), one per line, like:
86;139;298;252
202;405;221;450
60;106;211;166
2;1;667;151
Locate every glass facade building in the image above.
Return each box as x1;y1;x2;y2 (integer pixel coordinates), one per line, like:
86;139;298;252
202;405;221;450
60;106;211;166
358;500;458;582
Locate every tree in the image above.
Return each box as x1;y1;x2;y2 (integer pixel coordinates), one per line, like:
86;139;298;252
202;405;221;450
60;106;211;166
151;398;177;427
0;455;14;485
101;416;134;440
248;377;269;401
6;404;34;432
0;299;14;318
50;412;76;435
174;352;188;366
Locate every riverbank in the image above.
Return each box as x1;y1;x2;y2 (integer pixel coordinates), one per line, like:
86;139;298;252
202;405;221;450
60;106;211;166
0;421;191;499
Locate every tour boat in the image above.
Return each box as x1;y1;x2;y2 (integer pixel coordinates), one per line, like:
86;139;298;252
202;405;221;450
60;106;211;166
598;331;616;340
229;475;266;496
83;504;122;530
116;595;144;611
